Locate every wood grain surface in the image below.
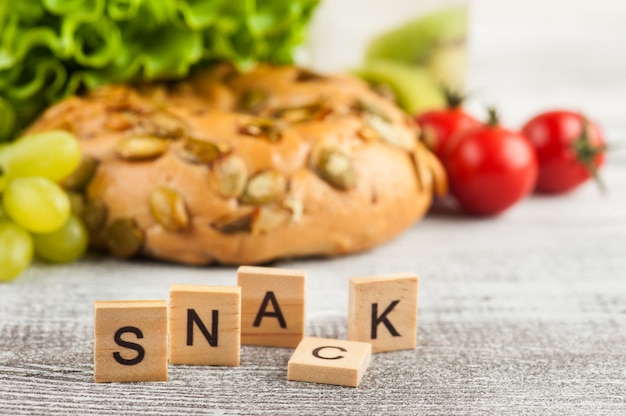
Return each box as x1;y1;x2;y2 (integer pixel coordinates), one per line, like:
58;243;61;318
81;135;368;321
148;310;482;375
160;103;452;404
1;0;626;414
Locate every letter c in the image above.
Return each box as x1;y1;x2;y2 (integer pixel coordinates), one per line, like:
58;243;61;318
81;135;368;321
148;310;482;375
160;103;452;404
312;345;347;360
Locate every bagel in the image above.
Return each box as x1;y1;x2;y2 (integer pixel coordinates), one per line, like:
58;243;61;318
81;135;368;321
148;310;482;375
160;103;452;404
27;64;446;265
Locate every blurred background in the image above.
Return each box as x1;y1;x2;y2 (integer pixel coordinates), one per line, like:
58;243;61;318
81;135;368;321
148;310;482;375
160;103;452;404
467;0;626;139
308;0;626;153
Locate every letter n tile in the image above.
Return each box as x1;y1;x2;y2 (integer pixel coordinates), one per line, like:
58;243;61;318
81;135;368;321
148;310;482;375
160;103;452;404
169;285;241;366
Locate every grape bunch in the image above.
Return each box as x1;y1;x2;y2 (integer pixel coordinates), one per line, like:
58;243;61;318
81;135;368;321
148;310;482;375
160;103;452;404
0;131;88;282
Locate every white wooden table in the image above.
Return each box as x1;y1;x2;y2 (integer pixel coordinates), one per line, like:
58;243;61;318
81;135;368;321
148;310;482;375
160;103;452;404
1;1;625;414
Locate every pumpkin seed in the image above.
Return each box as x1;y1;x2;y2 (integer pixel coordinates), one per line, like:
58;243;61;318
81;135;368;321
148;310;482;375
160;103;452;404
357;125;379;143
61;156;98;192
371;83;397;103
356;99;392;122
211;155;248;198
149;187;189;232
313;147;356;191
104;218;144;259
355;98;414;149
106;111;138;131
211;209;258;234
82;198;108;235
411;148;433;193
283;195;303;223
252;205;291;234
272;101;328;123
295;68;327;82
147;112;187;138
420;125;438;152
417;143;448;196
367;117;417;151
239;118;283;143
364;114;395;144
239;89;268;113
115;136;169;161
178;138;224;165
240;170;286;205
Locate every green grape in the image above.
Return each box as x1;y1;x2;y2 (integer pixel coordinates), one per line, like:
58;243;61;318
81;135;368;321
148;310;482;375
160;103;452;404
1;130;81;182
0;220;34;282
0;171;7;193
2;177;71;233
32;215;88;263
0;143;7;193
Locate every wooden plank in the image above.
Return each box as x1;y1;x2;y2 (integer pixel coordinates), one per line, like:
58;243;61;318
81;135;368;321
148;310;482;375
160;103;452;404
347;273;418;352
287;337;372;387
237;266;306;348
94;300;168;383
169;285;241;366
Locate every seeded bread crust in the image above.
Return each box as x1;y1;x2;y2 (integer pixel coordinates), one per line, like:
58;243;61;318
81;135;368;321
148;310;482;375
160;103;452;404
27;64;446;265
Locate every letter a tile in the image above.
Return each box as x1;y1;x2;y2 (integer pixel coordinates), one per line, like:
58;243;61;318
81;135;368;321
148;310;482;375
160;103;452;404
287;337;372;388
169;285;241;366
348;273;419;353
94;300;168;383
237;266;306;348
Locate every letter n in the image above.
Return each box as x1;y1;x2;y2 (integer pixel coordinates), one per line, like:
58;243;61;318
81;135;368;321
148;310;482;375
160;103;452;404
187;309;218;347
169;285;241;366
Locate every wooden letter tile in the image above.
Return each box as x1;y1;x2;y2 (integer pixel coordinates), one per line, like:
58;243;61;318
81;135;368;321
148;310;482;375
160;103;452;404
169;285;241;366
348;273;419;353
237;266;306;348
94;300;168;383
287;337;372;388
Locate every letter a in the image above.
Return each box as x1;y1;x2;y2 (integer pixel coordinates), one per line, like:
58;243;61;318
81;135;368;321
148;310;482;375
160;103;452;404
253;291;287;328
238;266;306;347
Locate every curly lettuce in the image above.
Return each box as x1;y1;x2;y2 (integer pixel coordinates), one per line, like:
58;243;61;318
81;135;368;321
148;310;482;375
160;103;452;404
0;0;319;141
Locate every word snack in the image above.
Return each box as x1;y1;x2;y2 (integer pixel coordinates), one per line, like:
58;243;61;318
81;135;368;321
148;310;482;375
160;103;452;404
93;266;419;388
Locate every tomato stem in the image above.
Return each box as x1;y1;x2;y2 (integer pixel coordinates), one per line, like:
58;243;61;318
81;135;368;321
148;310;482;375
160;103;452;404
443;87;466;109
572;118;607;193
486;107;499;127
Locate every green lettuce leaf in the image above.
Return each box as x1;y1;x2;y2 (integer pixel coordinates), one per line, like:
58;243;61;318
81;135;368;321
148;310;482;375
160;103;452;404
0;0;319;141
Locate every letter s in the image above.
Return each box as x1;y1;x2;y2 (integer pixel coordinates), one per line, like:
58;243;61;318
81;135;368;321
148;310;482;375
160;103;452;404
113;326;145;365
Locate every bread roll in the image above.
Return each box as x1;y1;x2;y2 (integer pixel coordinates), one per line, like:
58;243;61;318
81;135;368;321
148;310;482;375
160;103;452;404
27;64;446;265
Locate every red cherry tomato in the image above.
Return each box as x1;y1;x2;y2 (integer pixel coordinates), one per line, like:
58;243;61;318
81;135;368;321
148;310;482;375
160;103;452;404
416;93;481;158
445;110;538;216
521;110;606;194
